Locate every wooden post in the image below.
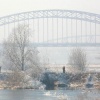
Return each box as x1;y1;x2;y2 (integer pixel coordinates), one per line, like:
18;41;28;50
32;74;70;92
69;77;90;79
0;66;1;73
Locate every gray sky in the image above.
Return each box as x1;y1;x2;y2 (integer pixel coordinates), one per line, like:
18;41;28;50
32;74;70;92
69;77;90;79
0;0;100;65
0;0;100;17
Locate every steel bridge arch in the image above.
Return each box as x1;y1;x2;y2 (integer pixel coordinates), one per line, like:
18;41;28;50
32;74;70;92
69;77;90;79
0;9;100;26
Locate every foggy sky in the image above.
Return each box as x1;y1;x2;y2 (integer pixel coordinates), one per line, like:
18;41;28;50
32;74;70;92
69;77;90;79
0;0;100;17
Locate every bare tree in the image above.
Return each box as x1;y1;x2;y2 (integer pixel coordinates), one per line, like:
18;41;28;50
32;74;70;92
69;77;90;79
3;24;42;88
3;24;40;71
69;48;87;73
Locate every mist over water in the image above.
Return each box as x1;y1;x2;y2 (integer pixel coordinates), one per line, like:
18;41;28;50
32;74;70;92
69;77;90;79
0;46;100;70
38;47;100;64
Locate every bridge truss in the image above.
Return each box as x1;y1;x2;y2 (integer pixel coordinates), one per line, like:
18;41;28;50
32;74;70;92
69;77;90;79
0;10;100;47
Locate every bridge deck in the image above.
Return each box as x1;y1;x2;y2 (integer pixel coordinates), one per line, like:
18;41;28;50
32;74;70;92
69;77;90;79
31;43;100;47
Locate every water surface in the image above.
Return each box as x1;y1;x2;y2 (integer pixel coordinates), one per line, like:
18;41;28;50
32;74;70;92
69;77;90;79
0;89;100;100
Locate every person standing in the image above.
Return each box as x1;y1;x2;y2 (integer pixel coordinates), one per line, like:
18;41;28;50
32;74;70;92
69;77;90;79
63;66;65;73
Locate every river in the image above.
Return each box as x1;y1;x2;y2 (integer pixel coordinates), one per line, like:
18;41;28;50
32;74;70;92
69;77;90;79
0;89;100;100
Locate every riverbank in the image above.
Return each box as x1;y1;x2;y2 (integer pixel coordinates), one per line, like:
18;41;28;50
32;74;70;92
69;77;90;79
0;71;100;90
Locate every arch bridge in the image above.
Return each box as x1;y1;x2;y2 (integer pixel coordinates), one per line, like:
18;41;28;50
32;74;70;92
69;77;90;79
0;9;100;47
